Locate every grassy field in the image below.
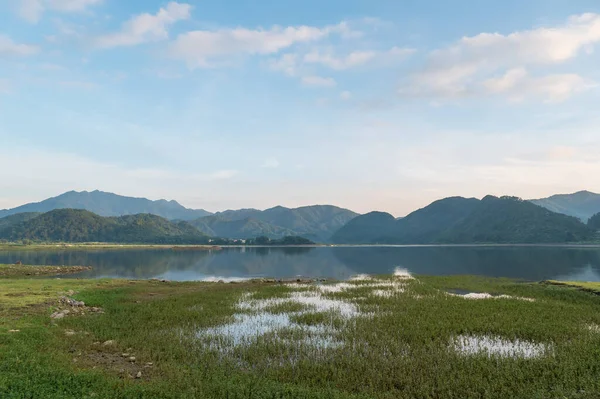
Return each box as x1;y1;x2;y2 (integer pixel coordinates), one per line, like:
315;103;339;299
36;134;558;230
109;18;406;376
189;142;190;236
2;269;600;398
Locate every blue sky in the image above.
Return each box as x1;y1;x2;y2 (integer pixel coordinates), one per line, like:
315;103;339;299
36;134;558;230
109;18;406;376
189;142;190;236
1;0;600;215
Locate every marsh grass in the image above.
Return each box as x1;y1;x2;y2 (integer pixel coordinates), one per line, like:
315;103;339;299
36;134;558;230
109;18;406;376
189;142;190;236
2;274;600;398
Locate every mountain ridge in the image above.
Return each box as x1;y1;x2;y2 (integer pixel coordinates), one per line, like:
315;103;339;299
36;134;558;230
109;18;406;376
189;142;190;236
331;195;595;244
0;190;212;221
0;209;210;244
529;191;600;222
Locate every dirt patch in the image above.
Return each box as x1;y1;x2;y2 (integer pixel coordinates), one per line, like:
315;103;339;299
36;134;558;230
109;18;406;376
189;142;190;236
76;347;154;380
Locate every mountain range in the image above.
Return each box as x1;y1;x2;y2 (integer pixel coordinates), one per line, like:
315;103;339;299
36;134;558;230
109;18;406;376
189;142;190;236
1;190;600;244
0;190;212;221
0;209;209;244
0;191;359;242
190;205;359;241
331;195;597;244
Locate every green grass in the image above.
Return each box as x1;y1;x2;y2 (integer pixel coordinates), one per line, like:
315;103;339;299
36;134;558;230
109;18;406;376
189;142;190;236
2;275;600;398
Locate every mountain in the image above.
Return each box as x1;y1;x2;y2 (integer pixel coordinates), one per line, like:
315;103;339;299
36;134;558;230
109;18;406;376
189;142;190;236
329;211;397;244
0;212;42;231
589;213;600;231
0;190;212;221
190;216;297;239
530;191;600;222
0;209;210;244
191;205;359;241
331;196;595;244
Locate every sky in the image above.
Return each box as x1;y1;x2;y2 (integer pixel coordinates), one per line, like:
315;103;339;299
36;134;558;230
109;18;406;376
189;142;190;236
1;0;600;216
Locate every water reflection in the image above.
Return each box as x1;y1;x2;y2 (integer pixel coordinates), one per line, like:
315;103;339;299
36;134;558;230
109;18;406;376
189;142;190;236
1;246;600;281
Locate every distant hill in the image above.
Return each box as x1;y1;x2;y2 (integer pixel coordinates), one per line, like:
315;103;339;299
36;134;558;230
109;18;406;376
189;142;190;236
190;216;297;239
192;205;359;241
329;211;397;244
530;191;600;222
589;213;600;231
0;209;210;244
0;212;42;231
331;196;595;244
0;190;212;221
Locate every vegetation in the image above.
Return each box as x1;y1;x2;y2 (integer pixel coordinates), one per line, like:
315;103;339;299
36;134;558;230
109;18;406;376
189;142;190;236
244;235;316;245
588;212;600;231
191;216;297;239
0;190;211;221
332;195;595;244
3;273;600;398
0;209;210;244
192;205;358;241
530;190;600;222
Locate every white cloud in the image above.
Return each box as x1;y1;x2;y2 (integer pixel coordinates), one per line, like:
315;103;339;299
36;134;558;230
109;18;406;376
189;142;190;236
483;68;593;102
261;158;280;168
304;47;414;70
302;76;336;87
170;22;356;68
269;53;299;76
94;2;191;48
340;91;352;100
16;0;103;23
0;35;39;57
304;50;376;70
403;13;600;100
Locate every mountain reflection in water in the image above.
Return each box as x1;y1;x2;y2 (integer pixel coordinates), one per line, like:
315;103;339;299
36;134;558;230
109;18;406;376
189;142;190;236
1;246;600;282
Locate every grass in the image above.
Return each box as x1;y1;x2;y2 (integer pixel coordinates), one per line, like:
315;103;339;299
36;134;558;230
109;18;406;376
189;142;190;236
2;273;600;398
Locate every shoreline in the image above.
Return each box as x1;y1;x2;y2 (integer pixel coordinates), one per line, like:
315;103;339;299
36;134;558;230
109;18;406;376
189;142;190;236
2;242;600;251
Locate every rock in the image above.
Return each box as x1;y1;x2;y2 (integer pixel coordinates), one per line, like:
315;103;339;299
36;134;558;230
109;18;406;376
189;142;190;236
121;353;130;357
60;297;85;307
128;356;136;362
135;371;142;379
51;312;65;319
102;340;115;346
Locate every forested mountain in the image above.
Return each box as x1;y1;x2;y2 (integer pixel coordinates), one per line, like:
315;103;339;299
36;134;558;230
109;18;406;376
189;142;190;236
589;213;600;231
530;191;600;222
0;190;212;221
190;216;297;239
331;196;595;244
192;205;359;241
0;209;210;244
0;212;42;231
329;211;397;244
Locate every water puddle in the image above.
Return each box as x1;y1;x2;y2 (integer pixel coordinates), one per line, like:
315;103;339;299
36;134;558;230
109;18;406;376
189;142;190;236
451;334;550;358
446;290;535;302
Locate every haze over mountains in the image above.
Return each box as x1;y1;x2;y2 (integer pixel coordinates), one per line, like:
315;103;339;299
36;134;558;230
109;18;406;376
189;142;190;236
530;191;600;222
1;190;600;244
0;190;212;221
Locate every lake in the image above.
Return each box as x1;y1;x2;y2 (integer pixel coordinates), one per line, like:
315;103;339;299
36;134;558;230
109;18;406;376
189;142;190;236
2;245;600;282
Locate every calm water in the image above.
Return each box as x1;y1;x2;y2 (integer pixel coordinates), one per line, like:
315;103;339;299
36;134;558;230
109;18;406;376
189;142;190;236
2;246;600;282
